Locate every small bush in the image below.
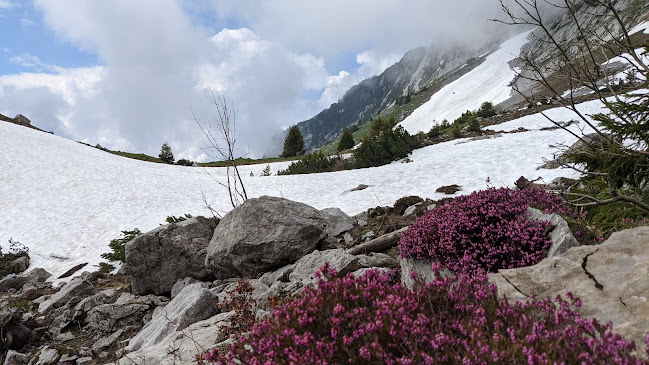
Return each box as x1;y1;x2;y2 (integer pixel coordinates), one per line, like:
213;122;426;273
277;152;337;175
354;126;413;168
204;265;646;364
337;128;355;151
175;159;194;166
476;101;497;118
399;188;574;273
260;164;271;176
165;214;192;224
101;228;141;263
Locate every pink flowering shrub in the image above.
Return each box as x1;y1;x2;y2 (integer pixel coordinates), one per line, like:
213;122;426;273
204;265;646;364
399;187;574;273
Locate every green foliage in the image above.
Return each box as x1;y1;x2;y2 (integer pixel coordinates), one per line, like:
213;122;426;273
260;164;271;176
354;126;413;168
466;115;482;133
278;152;337;175
99;262;115;273
366;116;398;140
101;228;142;263
337;128;355;151
175;158;194;166
348;124;360;134
567;95;649;188
476;101;497;118
158;142;174;164
281;126;305;157
9;299;29;312
165;214;192;224
450;123;464;138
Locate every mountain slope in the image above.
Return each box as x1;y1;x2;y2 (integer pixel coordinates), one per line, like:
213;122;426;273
399;31;531;134
293;34;513;151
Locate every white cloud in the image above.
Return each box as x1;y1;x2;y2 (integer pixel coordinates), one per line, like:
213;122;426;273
1;1;507;160
9;52;63;73
0;0;18;9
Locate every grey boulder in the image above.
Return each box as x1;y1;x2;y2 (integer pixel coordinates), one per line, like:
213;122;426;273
206;196;328;279
126;216;217;295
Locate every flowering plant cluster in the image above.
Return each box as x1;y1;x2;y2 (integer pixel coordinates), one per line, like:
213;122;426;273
204;265;646;364
399;187;574;273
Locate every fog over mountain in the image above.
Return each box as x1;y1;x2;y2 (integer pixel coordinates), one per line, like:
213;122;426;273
0;0;508;161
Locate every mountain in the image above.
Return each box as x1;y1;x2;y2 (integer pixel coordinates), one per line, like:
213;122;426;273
291;32;517;152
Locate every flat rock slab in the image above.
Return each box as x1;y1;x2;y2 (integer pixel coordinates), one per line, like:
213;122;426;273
489;226;649;357
125;283;218;352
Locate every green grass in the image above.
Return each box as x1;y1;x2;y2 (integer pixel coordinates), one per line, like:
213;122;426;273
199;156;301;167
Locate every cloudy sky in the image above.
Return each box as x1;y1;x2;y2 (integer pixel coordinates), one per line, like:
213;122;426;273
0;0;504;160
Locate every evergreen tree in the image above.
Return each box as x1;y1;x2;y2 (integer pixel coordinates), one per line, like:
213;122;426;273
337;128;355;151
281;126;305;157
159;142;174;164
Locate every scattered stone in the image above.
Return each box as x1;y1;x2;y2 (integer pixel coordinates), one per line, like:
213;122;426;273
259;264;295;287
34;346;60;365
9;256;29;273
361;231;376;242
206;196;328;279
38;278;94;313
400;258;453;290
126;216;217;295
76;357;93;365
343;232;354;244
527;207;580;257
58;354;78;363
403;203;422;217
320;207;355;236
125;283;218;352
92;329;124;352
435;184;461;195
490;226;649;356
54;332;76;342
351;267;393;278
427;204;437;211
170;277;200;299
3;350;29;365
289;249;360;286
358;219;368;227
358;253;400;269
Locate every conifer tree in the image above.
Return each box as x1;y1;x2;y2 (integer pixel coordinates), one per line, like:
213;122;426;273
159;142;174;164
281;126;305;157
337;128;355;151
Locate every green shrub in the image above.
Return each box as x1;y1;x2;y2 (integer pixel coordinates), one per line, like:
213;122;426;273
165;214;192;224
175;159;194;166
476;101;497;118
354;126;413;168
337;128;355;151
101;228;142;263
277;152;337;175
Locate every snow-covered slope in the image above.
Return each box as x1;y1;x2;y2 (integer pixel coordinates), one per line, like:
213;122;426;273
0;100;604;279
399;31;531;134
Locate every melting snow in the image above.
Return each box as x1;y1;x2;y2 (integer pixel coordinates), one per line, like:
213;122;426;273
399;31;531;134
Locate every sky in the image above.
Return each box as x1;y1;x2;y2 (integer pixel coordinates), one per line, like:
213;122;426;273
0;0;505;161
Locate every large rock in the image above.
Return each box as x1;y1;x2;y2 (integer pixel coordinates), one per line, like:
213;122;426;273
206;196;328;279
0;268;51;292
489;226;649;357
527;207;580;257
125;283;218;352
126;216;217;295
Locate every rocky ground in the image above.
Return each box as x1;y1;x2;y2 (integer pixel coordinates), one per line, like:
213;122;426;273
1;190;648;364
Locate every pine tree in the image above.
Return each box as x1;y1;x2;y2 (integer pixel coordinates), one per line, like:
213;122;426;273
159;142;174;164
281;126;305;157
337;128;355;151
